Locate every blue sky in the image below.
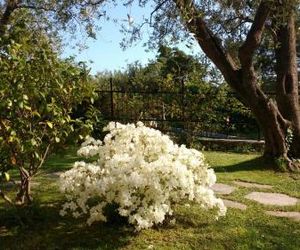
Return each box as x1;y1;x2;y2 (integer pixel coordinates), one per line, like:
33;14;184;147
62;1;201;75
62;2;156;75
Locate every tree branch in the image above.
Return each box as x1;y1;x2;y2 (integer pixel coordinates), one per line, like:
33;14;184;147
16;4;56;13
238;1;270;67
31;144;51;176
172;0;239;89
150;0;168;26
0;0;20;37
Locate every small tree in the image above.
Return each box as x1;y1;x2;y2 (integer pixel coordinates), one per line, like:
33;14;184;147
0;14;96;205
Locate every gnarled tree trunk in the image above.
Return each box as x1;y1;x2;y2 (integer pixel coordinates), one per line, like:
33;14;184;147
275;14;300;158
173;0;299;171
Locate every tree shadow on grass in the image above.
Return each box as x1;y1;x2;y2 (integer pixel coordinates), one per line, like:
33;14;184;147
213;156;273;173
0;202;135;250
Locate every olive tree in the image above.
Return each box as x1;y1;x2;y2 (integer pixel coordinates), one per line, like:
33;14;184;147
124;0;300;171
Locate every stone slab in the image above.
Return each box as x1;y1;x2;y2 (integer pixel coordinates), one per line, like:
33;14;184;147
212;183;236;195
223;199;247;210
233;181;273;189
265;211;300;222
245;192;299;206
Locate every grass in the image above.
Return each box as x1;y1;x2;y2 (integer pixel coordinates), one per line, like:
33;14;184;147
0;149;299;250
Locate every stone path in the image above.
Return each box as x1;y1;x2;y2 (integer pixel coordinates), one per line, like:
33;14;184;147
223;199;247;210
245;192;299;206
211;180;299;222
265;211;300;222
212;183;236;195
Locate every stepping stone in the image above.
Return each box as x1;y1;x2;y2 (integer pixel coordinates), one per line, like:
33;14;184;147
245;192;299;206
265;211;300;222
223;199;247;210
233;181;272;189
212;183;236;195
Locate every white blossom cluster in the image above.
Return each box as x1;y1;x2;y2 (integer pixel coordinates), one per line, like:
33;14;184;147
59;122;226;230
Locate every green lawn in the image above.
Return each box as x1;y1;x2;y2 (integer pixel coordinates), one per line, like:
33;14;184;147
0;149;299;250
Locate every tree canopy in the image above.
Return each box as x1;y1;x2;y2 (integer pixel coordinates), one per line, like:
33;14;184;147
0;10;97;204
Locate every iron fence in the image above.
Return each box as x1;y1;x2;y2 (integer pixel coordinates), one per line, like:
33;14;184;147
95;78;262;141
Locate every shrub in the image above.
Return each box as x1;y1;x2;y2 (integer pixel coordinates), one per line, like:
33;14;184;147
59;122;226;230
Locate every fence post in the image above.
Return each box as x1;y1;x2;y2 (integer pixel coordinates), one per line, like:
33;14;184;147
181;77;188;145
110;77;114;121
181;77;185;122
257;124;261;141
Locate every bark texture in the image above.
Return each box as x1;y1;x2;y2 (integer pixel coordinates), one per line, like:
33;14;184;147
15;167;32;205
275;14;300;157
0;0;19;37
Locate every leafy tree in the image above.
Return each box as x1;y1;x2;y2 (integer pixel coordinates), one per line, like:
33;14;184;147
0;13;96;205
120;0;299;171
95;45;255;145
0;0;109;40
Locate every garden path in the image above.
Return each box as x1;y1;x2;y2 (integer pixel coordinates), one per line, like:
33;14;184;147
212;181;300;222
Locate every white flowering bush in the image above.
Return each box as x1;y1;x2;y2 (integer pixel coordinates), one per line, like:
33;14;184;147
59;122;226;230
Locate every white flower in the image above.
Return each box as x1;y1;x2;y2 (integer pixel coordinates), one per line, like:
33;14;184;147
59;122;226;230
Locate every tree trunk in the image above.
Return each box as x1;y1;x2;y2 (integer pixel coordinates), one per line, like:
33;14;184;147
0;0;18;37
232;70;300;170
275;14;300;158
172;0;300;171
15;167;33;205
234;66;289;159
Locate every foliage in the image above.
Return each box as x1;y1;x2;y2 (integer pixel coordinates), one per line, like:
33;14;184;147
0;14;97;204
59;122;226;230
95;46;256;140
0;0;111;40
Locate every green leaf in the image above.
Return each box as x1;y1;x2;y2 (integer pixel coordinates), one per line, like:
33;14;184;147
34;152;40;159
3;172;10;182
32;111;41;117
55;137;60;143
31;138;37;146
24;105;32;111
46;121;53;129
